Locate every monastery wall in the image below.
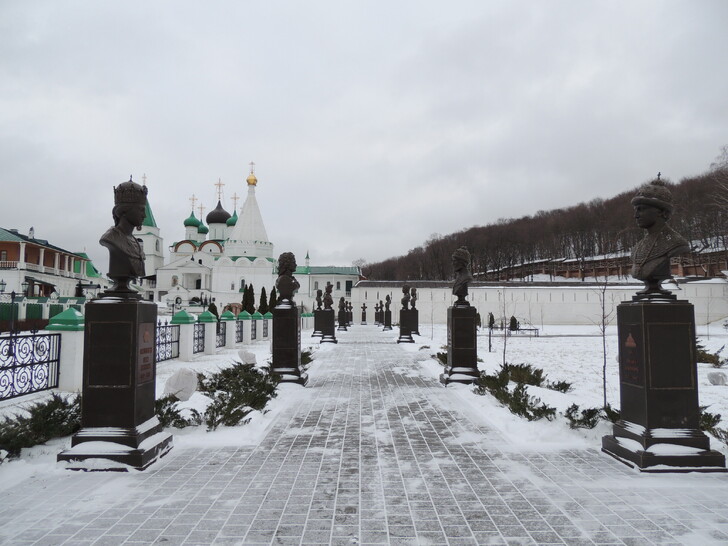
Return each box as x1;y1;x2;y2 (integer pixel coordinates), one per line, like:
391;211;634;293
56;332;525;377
346;281;728;327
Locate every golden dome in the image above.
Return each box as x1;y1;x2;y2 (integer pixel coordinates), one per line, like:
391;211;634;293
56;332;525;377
246;172;258;186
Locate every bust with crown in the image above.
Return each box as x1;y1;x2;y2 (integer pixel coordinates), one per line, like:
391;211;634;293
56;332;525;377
99;177;148;298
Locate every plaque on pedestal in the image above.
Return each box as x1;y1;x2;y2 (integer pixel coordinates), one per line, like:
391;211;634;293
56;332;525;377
58;300;173;470
320;309;337;343
271;304;308;385
601;300;726;472
312;309;324;337
382;310;392;331
440;305;479;385
397;309;415;343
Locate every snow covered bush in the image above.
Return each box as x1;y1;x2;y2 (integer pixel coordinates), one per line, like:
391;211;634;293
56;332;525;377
474;365;556;421
0;393;80;458
197;362;279;431
155;394;203;428
564;404;602;429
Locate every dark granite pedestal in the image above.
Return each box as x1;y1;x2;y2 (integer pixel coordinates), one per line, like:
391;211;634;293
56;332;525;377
320;309;337;344
602;299;725;472
440;305;479;385
271;304;308;385
57;299;172;471
337;310;348;331
397;309;415;343
382;310;392;331
312;310;324;337
361;310;367;325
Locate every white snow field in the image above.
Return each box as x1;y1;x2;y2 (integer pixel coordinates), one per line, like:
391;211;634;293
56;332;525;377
0;320;727;545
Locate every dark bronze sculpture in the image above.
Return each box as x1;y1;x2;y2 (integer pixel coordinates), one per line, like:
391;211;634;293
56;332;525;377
401;285;410;310
385;295;391;311
100;177;148;297
452;246;473;307
315;289;323;310
630;178;689;298
275;252;300;305
339;297;346;311
410;287;417;309
323;282;334;310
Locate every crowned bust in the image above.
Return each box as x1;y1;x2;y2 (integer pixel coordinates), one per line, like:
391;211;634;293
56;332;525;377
630;176;690;299
99;177;148;298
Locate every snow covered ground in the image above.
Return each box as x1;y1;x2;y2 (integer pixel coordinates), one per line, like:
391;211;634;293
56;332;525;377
1;319;728;544
2;320;728;481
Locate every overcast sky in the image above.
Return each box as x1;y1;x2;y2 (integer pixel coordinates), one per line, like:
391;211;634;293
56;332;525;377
2;1;727;275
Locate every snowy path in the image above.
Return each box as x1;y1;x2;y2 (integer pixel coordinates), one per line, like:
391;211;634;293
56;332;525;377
2;325;728;545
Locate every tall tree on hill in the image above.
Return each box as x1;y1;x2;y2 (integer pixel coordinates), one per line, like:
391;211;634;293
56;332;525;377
258;287;268;315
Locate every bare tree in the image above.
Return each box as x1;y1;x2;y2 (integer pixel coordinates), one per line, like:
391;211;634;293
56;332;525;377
592;274;617;408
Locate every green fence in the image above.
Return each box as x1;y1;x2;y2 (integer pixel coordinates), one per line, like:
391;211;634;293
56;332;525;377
0;303;18;321
26;303;43;320
49;304;64;319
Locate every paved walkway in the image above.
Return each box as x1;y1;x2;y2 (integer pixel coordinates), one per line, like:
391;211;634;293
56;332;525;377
3;326;728;545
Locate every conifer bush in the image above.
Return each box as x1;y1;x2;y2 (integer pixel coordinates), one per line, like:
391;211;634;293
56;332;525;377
564;404;602;429
197;362;279;431
0;393;80;458
474;365;556;421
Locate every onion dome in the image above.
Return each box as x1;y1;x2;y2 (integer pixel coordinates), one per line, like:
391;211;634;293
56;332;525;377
184;211;201;227
226;210;238;227
246;172;257;186
206;200;231;225
197;221;209;235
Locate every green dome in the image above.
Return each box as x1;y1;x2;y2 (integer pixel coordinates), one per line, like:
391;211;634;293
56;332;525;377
184;211;201;227
197;221;209;234
226;210;238;227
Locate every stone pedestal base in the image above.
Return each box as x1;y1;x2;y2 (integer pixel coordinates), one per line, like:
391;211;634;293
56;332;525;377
312;309;324;337
320;309;337;344
337;310;348;331
382;310;392;331
361;311;367;325
601;299;725;472
271;304;308;385
441;305;479;385
397;309;415;343
57;299;172;471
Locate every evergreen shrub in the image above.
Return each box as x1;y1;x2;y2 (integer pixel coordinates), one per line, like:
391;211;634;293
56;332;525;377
197;362;279;431
0;393;80;458
564;404;602;429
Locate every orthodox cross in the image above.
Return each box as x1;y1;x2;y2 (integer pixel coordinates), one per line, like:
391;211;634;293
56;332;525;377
198;203;206;218
249;161;256;174
215;178;225;200
231;192;240;210
189;194;198;211
142;173;147;186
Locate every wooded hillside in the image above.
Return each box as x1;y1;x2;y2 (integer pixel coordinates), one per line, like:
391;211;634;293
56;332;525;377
365;168;728;281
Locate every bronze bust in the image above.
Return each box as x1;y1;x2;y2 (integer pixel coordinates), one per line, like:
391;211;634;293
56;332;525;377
401;284;410;310
630;179;689;298
410;287;417;309
323;283;334;310
99;178;147;297
275;252;300;305
452;246;473;307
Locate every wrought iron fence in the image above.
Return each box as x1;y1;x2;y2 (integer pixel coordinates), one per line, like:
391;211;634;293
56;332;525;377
0;330;60;401
235;320;243;343
155;320;180;362
193;323;205;354
216;321;226;348
251;319;257;340
262;319;269;338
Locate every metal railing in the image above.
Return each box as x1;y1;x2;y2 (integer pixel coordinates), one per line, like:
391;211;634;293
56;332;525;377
235;320;243;343
216;322;226;348
193;323;205;354
155;320;180;362
0;330;60;401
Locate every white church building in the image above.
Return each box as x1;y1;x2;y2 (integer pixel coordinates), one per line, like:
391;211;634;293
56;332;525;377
145;166;361;313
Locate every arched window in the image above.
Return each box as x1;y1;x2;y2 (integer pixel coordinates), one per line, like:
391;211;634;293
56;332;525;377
336;282;341;290
314;281;319;290
155;240;160;252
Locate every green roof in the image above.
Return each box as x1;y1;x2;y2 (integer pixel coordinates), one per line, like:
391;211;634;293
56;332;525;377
183;211;201;227
142;198;157;228
73;252;102;278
